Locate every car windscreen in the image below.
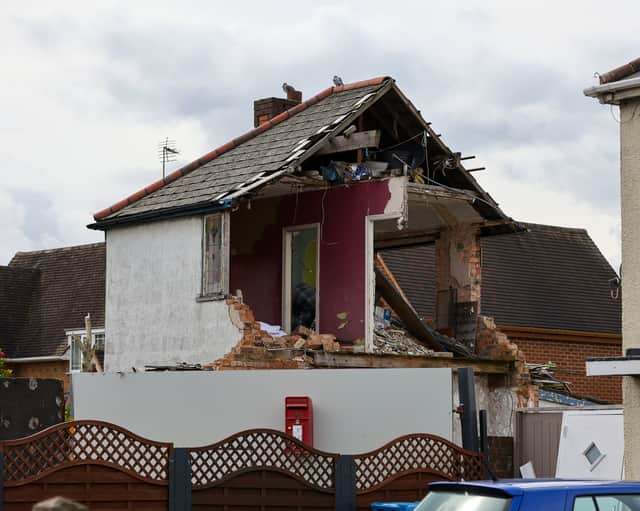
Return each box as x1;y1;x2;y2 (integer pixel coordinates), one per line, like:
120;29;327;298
414;490;512;511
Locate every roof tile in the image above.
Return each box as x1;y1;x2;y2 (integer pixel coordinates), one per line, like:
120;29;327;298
94;77;389;223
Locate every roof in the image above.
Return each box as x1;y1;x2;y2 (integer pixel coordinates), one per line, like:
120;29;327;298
381;223;621;334
92;78;391;225
90;76;510;229
599;57;640;84
0;266;39;355
429;480;640;497
2;243;106;358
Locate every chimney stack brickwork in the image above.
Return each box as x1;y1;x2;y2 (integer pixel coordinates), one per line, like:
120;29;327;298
253;87;302;127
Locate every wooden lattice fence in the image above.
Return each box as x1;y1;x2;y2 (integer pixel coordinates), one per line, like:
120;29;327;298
0;420;172;510
0;423;484;510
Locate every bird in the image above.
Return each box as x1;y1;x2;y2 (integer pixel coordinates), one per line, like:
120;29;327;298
282;82;296;94
333;75;344;86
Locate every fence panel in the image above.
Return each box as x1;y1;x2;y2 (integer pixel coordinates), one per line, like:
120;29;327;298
1;424;482;510
354;434;484;510
0;420;172;510
189;429;337;510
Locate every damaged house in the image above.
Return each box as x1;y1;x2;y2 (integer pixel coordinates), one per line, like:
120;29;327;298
90;76;524;377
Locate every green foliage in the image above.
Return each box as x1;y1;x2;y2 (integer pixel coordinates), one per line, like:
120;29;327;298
0;348;12;377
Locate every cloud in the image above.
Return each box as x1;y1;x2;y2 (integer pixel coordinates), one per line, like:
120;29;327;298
1;0;636;270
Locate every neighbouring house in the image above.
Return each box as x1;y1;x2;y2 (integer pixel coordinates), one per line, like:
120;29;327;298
0;243;106;392
381;223;622;404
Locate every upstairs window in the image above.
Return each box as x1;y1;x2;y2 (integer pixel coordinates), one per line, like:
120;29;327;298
201;212;229;298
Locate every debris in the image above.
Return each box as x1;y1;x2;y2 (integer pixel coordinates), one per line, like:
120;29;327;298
373;327;435;356
527;362;572;394
258;321;287;338
145;363;205;371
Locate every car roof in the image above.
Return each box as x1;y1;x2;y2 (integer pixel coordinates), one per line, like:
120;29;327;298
429;480;640;497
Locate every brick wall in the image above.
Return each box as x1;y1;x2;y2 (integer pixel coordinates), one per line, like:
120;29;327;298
508;335;622;403
7;361;70;394
488;436;514;478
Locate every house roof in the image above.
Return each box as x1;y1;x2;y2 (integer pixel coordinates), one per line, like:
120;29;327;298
0;266;39;355
2;242;106;358
90;76;510;230
599;57;640;84
381;223;621;334
91;77;391;226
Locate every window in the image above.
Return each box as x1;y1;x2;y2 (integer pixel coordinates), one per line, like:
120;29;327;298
202;213;229;298
66;329;105;373
574;495;640;511
414;491;511;511
70;335;83;372
283;225;319;332
583;441;606;470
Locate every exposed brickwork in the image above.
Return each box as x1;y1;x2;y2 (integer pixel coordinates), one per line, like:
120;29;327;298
476;316;538;407
435;225;482;304
511;335;622;403
488;436;514;478
209;297;340;370
253;97;299;127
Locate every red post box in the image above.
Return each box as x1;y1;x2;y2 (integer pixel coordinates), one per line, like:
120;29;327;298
285;396;313;446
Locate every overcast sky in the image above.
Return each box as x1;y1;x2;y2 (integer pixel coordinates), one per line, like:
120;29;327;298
2;1;636;268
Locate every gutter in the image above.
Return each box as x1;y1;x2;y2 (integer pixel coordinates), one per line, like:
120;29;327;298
88;200;232;231
584;76;640;103
5;356;67;363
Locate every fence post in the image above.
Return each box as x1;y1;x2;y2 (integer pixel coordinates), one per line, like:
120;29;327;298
335;454;356;511
0;450;4;511
169;448;191;511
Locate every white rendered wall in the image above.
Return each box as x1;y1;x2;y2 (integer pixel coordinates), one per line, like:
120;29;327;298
105;216;239;372
620;96;640;479
72;369;453;452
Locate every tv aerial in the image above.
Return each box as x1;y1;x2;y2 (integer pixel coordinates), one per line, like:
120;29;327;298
158;137;179;178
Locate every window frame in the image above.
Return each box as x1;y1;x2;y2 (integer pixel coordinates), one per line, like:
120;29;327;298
282;223;320;332
200;212;230;300
66;328;106;373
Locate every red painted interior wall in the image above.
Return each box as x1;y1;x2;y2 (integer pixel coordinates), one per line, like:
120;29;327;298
230;180;392;340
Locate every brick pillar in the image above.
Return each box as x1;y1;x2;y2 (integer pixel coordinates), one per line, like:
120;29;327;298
435;224;482;349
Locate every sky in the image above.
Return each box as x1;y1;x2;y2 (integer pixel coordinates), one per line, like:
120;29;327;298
1;1;636;269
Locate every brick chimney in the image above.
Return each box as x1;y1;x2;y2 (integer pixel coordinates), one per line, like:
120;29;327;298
253;84;302;127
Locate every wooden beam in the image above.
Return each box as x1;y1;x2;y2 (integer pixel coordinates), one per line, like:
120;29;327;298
373;230;440;248
316;130;381;156
311;351;512;373
367;105;400;143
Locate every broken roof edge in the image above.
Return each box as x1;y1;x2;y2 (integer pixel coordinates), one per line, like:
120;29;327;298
92;76;392;223
389;83;511;224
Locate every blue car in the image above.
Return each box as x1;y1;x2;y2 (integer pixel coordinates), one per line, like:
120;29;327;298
412;480;640;511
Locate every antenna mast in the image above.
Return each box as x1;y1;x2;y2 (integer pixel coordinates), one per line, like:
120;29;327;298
158;137;179;178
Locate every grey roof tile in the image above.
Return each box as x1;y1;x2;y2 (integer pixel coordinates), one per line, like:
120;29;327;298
105;83;385;220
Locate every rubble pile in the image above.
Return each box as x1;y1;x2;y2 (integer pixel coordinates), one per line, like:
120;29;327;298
210;297;341;370
373;327;434;356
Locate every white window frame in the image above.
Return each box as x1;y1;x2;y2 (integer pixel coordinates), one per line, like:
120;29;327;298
364;214;403;352
66;328;105;373
282;223;320;333
200;211;230;299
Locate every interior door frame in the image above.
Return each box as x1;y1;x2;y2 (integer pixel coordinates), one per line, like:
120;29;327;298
282;223;321;332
